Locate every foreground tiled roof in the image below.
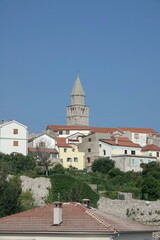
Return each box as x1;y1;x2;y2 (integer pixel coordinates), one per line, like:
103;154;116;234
100;137;141;148
0;202;156;234
141;144;160;151
118;127;158;134
28;148;58;153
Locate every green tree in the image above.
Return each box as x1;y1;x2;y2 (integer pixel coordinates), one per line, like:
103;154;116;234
91;157;115;174
0;176;22;217
141;175;160;200
19;191;37;211
50;164;65;174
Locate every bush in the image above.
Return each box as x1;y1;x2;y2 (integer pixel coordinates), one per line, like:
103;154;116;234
47;174;99;207
91;157;115;174
19;191;37;211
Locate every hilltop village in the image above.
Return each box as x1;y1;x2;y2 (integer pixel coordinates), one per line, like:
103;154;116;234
1;75;160;240
1;74;160;173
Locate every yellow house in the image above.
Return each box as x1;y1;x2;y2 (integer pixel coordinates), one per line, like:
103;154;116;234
56;137;85;170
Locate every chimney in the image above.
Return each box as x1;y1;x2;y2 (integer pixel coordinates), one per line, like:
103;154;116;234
53;202;62;225
82;199;90;208
115;137;118;145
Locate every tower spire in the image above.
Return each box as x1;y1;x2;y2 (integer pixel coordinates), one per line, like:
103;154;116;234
71;74;85;105
66;74;89;126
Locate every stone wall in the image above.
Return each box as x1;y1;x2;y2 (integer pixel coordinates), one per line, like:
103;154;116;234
98;197;160;226
20;176;51;206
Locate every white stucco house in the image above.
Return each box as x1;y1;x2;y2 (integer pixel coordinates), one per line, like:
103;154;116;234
0;200;157;240
99;137;158;172
0;120;28;155
28;133;60;166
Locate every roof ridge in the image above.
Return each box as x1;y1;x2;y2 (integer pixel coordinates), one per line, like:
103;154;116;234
86;209;114;230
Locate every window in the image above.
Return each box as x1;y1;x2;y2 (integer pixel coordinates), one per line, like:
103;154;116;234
131;150;136;155
140;159;143;163
50;153;57;158
13;129;18;134
13;141;18;146
131;158;135;165
88;138;91;142
103;150;106;155
67;158;72;162
72;148;75;152
124;150;127;154
134;133;139;139
99;144;101;148
64;148;67;152
39;141;45;148
66;130;70;135
157;152;159;157
87;157;91;163
148;159;152;163
59;130;63;135
88;148;91;153
74;157;78;162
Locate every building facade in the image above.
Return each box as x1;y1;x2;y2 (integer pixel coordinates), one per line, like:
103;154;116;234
0;120;28;155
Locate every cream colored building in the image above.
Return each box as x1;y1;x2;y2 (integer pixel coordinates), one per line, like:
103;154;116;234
56;137;85;170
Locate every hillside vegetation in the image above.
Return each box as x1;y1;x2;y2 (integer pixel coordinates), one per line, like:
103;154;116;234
1;153;160;217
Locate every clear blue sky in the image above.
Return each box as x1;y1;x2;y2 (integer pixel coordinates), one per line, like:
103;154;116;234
0;0;160;133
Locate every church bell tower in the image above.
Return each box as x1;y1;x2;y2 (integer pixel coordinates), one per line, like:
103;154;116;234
67;75;89;126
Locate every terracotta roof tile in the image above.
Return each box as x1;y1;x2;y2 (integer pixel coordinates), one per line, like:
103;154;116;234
55;137;72;148
100;137;141;148
0;202;156;234
141;144;160;151
118;127;158;134
28;148;58;153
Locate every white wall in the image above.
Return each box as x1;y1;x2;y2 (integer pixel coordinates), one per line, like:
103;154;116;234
131;132;147;147
33;134;56;149
0;121;28;155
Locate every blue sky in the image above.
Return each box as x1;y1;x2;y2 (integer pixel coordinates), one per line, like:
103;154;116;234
0;0;160;133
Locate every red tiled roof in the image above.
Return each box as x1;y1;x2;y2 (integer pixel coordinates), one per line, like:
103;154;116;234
47;124;121;134
47;124;159;135
141;144;160;151
100;137;141;148
47;125;91;131
0;202;156;234
90;127;120;133
118;127;158;134
28;148;58;153
55;137;72;148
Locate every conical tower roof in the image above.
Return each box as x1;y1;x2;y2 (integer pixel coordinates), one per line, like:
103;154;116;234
71;74;85;96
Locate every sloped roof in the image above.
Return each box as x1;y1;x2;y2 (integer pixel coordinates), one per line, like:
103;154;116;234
118;127;158;134
141;144;160;151
0;120;28;129
28;148;58;153
55;137;72;148
100;137;141;148
47;125;119;134
47;124;91;131
0;202;156;234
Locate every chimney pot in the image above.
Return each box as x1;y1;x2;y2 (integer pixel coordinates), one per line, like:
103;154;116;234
82;199;90;208
53;202;62;225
